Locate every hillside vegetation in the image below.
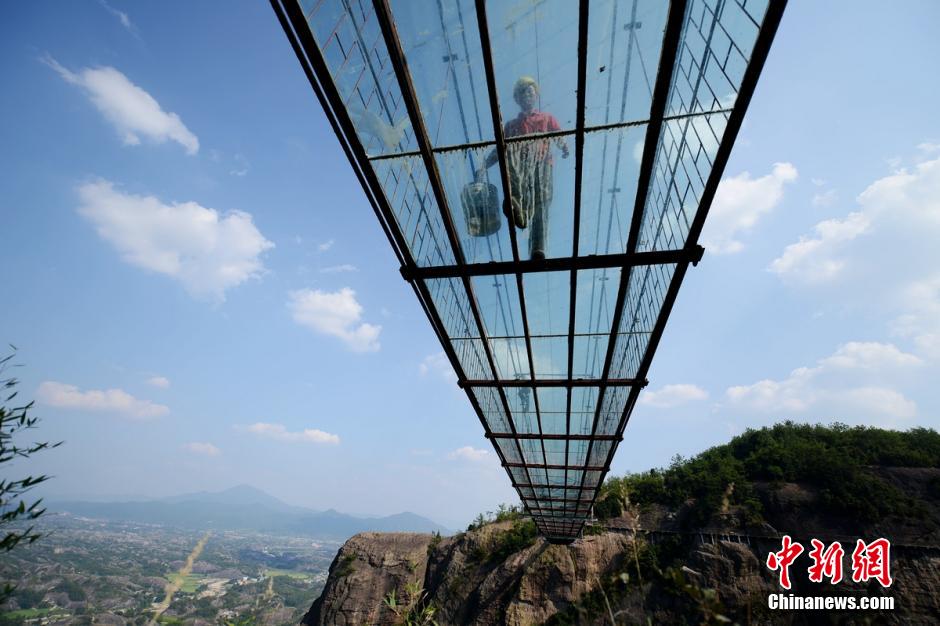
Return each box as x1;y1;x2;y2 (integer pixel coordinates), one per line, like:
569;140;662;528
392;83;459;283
594;421;940;528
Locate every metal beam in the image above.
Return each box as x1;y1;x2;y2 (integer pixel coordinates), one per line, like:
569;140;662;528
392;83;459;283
461;378;645;389
400;246;703;280
487;432;621;441
504;462;606;471
523;496;596;504
365;109;734;162
564;0;592;519
513;481;598;490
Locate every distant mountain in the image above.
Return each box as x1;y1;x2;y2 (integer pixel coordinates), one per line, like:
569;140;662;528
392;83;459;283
161;484;302;513
50;485;450;539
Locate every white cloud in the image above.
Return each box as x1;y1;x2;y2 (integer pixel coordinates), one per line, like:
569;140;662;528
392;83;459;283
419;352;456;382
99;0;133;31
288;288;381;352
639;384;708;408
701;162;798;254
890;273;940;358
811;189;837;208
917;142;940;155
36;381;168;419
819;341;922;369
837;388;917;420
146;376;170;388
769;212;872;283
772;154;940;285
43;56;198;154
77;180;273;301
320;264;358;274
448;446;490;462
183;442;220;457
317;239;334;252
725;341;920;423
856;157;940;222
229;153;249;177
242;422;340;445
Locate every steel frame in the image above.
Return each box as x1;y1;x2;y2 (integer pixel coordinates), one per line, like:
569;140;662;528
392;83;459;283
272;0;788;543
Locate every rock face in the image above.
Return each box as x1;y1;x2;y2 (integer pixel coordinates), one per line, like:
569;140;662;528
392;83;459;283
305;532;432;626
304;472;940;625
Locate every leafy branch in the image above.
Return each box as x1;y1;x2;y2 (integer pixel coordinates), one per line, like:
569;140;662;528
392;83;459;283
0;348;63;600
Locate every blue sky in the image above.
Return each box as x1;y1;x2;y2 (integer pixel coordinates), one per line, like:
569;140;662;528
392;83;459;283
3;1;940;530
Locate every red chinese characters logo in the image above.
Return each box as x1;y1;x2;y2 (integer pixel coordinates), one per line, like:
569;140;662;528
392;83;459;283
766;535;804;589
851;538;893;588
807;539;844;584
766;536;893;589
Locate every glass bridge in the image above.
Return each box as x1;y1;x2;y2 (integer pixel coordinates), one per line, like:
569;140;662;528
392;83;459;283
271;0;785;543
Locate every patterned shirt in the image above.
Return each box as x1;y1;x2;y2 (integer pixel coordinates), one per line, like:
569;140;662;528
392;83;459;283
504;110;563;164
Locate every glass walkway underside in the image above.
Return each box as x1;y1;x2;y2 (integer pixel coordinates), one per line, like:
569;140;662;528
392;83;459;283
273;0;785;543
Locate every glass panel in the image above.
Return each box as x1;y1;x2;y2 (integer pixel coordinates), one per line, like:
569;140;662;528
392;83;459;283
585;0;669;126
572;335;604;379
545;439;566;466
436;147;513;264
530;467;548;485
521;438;544;465
498;135;576;260
375;157;456;266
537;388;566;435
548;470;566;486
610;263;675;378
424;277;477;338
597;384;629;435
388;0;496;148
489;337;529;379
472;274;525;337
570;387;598;436
496;438;522;463
306;0;418;156
575;267;620;335
584;470;602;488
530;336;567;379
579;126;645;256
484;0;578;131
523;271;570;338
451;337;491;380
638;112;727;253
507;385;538;434
567;439;588;466
589;439;613;466
566;470;583;487
667;0;768;116
513;412;539;434
472;387;509;432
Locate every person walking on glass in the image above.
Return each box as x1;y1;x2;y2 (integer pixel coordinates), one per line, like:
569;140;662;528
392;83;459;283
477;76;569;261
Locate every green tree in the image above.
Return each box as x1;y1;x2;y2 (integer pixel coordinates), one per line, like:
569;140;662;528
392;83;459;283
1;349;62;597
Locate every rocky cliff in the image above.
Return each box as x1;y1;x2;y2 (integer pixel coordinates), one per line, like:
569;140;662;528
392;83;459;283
303;423;940;625
303;469;940;625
